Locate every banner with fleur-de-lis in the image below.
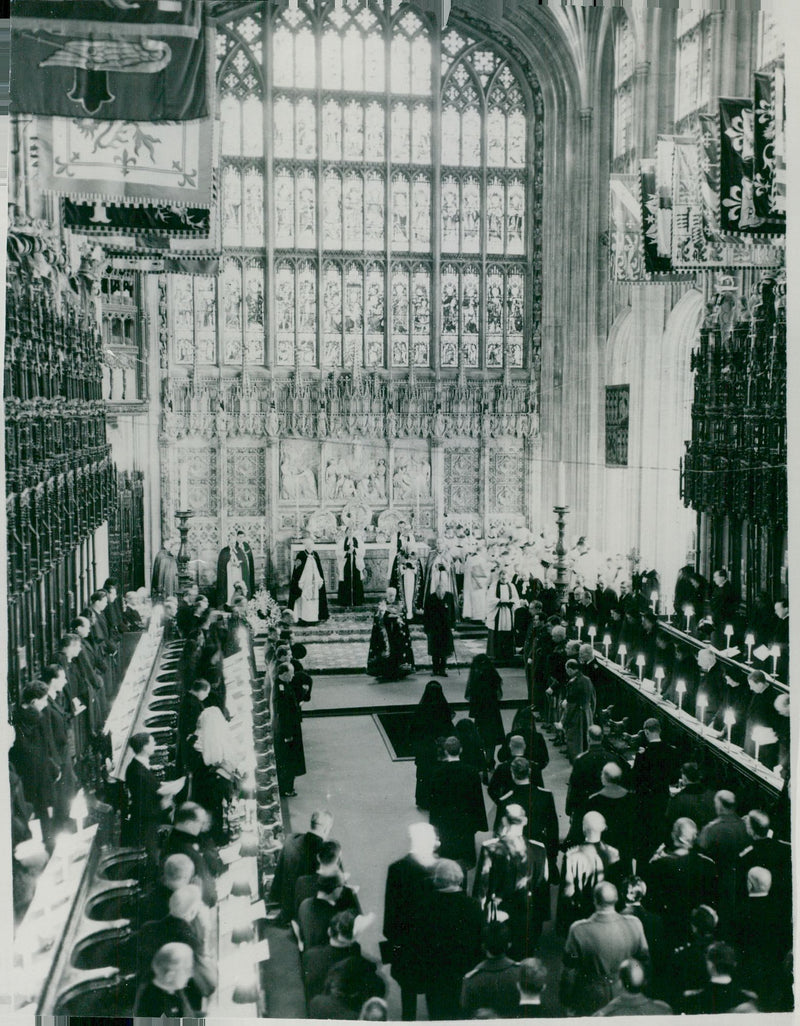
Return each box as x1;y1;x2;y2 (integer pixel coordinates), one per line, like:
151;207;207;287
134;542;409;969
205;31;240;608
719;98;769;235
640;159;673;275
753;71;785;230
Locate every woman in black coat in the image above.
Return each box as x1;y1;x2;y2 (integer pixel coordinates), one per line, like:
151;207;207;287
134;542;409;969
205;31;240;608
454;718;488;780
503;705;550;787
465;654;505;770
408;680;453;810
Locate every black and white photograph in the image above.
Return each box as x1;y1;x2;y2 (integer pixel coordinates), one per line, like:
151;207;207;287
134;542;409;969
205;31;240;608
0;0;795;1019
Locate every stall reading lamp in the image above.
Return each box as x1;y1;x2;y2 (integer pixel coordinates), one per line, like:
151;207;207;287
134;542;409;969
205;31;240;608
587;625;597;647
745;633;755;664
654;666;665;693
575;616;584;641
603;633;611;659
696;693;708;732
724;624;734;648
675;678;686;714
770;644;781;677
683;604;694;632
618;644;627;668
636;653;646;684
651;591;659;614
723;707;736;746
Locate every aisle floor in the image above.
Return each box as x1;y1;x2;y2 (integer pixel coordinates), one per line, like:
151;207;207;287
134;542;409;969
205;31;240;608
281;687;573;1020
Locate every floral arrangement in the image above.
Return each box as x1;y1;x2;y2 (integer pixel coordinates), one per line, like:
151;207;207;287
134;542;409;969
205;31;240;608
246;588;282;635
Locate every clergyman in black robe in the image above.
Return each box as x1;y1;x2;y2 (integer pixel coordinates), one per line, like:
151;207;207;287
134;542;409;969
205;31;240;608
234;530;256;598
367;589;415;681
151;544;179;600
338;529;365;607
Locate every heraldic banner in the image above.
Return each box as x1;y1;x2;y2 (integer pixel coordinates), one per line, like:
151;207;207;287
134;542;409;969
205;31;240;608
10;0;207;121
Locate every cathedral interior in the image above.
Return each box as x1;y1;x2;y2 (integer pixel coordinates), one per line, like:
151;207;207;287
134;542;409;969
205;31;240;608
2;0;792;1019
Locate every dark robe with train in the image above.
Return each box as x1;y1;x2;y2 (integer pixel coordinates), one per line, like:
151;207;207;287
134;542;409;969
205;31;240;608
367;603;415;680
151;546;179;600
424;591;456;670
272;677;307;793
338;535;365;607
288;549;329;624
236;540;255;598
423;551;460;608
485;582;520;665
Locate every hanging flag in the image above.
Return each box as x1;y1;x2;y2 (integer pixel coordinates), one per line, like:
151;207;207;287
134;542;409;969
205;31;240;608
608;174;648;282
697;113;721;236
35;115;215;207
655;137;676;259
753;71;785;230
62;198;211;239
640;159;672;275
719;98;766;234
772;64;786;215
10;0;207;121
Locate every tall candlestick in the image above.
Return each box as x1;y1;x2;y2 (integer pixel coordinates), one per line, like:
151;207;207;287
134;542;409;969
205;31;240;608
603;634;611;659
557;461;566;508
618;644;627;667
745;633;755;664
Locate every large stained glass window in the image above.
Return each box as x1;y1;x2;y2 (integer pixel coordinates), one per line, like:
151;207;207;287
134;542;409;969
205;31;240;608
204;0;535;371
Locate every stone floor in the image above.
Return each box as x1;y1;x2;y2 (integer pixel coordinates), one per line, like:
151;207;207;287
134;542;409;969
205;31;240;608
260;620;573;1021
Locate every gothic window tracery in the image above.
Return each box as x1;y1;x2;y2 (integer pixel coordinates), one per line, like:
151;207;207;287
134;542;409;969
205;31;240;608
202;0;536;371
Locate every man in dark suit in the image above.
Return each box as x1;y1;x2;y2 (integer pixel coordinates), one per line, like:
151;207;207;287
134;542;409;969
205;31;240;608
269;809;334;925
296;872;347;949
493;757;559;879
735;809;791;908
461;921;521;1019
663;763;716;843
730;866;791;994
514;957;550;1017
428;735;487;872
565;726;629;837
631;718;679;861
709;568;739;633
161;802;225;907
584;763;637;872
593;958;672;1016
177;678;211;775
42;665;77;828
293;839;361;918
643;817;717;952
176;586;200;636
680;942;758;1014
697;790;749;922
301;910;361;1002
383;822;439;1021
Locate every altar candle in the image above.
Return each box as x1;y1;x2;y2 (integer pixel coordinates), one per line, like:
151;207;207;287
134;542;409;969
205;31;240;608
588;625;597;647
654;666;665;693
745;633;755;664
557;461;566;507
724;624;734;647
684;604;694;632
618;644;627;667
575;616;584;641
771;644;780;677
636;653;645;683
724;707;736;746
651;591;659;614
603;634;611;659
675;679;686;714
696;694;708;731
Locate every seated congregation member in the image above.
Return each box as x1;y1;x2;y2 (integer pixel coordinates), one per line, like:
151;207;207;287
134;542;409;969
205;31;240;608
473;804;550;959
162;801;225;907
409;681;453;810
559;882;650;1017
583;763;636;873
134;942;198;1017
294;839;361;917
593;958;672;1017
270;808;334;925
137;884;218;1005
122;731;176;867
192;705;244;844
422;860;483;1020
367;588;415;682
492;758;559;880
663;762;716;840
680;941;758;1015
460;922;522;1020
296;870;349;950
308;953;386;1020
465;654;505;770
557;811;619;933
302;910;362;1001
428;736;487;873
382;822;439;1022
643;817;717;952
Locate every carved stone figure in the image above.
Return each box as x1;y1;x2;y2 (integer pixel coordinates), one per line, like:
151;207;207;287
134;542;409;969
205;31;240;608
281;453;318;501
